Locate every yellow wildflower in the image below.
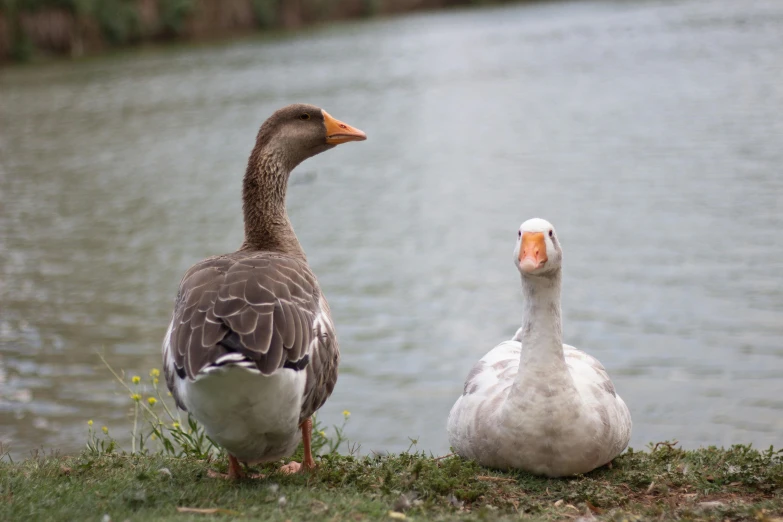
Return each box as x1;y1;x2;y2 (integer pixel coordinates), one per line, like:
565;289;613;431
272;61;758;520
147;397;157;406
87;420;93;426
343;410;351;418
131;376;141;384
131;393;142;402
150;368;160;378
172;422;180;429
153;378;159;385
151;434;157;441
319;431;326;437
102;426;109;434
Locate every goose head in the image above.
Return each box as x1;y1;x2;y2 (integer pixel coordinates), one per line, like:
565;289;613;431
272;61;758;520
513;218;563;277
256;103;366;167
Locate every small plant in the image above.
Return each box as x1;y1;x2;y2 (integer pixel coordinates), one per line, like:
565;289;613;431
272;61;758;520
311;409;351;456
93;353;352;463
99;354;223;459
85;420;118;455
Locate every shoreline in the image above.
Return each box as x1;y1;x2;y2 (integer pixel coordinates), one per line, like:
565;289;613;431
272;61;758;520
0;0;518;64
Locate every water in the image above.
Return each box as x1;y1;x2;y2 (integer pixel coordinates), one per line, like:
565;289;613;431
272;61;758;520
1;0;782;460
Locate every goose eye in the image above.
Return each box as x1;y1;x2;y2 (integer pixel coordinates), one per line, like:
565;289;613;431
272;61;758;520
299;113;310;121
548;230;553;238
518;230;522;239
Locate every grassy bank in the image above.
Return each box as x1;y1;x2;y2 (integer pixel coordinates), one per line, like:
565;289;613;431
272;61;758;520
2;443;782;521
0;0;515;63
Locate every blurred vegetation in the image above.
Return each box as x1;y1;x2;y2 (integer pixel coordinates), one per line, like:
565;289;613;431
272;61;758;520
251;0;279;29
93;0;140;44
0;0;516;63
157;0;193;37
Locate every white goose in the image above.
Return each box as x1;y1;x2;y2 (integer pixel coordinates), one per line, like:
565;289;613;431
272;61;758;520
447;218;631;477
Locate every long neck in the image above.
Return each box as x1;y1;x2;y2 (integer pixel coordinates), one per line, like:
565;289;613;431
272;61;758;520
240;149;305;258
513;269;566;371
503;268;580;425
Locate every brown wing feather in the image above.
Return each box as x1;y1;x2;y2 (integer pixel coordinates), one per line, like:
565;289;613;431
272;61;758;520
163;251;340;418
299;297;339;421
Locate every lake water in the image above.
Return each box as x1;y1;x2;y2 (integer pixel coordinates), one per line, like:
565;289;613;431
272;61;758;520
1;0;782;460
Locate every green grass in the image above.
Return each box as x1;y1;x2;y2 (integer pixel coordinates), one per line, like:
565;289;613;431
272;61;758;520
3;362;780;520
2;443;782;521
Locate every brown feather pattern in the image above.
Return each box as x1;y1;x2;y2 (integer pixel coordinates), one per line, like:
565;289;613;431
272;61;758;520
162;103;361;430
164;251;339;422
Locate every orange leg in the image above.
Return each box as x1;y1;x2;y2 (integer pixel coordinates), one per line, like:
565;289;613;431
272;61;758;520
228;454;246;479
208;454;248;480
300;417;316;471
279;418;317;474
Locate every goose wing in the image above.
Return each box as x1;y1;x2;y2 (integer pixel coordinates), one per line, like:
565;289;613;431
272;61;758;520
163;252;338;421
563;344;617;397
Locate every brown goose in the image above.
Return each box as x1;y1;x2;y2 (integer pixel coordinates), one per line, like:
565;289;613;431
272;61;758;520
162;104;366;478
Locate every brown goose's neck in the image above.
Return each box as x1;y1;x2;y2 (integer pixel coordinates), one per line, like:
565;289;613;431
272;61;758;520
240;149;305;259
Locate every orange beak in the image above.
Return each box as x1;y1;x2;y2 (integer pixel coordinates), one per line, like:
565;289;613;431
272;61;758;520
322;110;367;144
518;232;548;272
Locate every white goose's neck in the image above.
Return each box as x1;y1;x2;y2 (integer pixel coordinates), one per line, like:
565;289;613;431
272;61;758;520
500;267;579;429
513;268;567;373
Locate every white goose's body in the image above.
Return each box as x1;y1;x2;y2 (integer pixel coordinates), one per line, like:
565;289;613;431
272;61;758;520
447;218;631;477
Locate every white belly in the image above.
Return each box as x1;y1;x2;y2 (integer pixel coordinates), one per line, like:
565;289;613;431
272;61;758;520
176;365;306;463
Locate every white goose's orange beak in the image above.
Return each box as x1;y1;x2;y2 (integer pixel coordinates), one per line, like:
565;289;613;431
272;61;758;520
518;232;548;273
322;110;366;144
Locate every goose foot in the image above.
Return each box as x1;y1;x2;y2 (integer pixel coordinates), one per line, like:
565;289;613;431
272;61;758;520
278;461;302;474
